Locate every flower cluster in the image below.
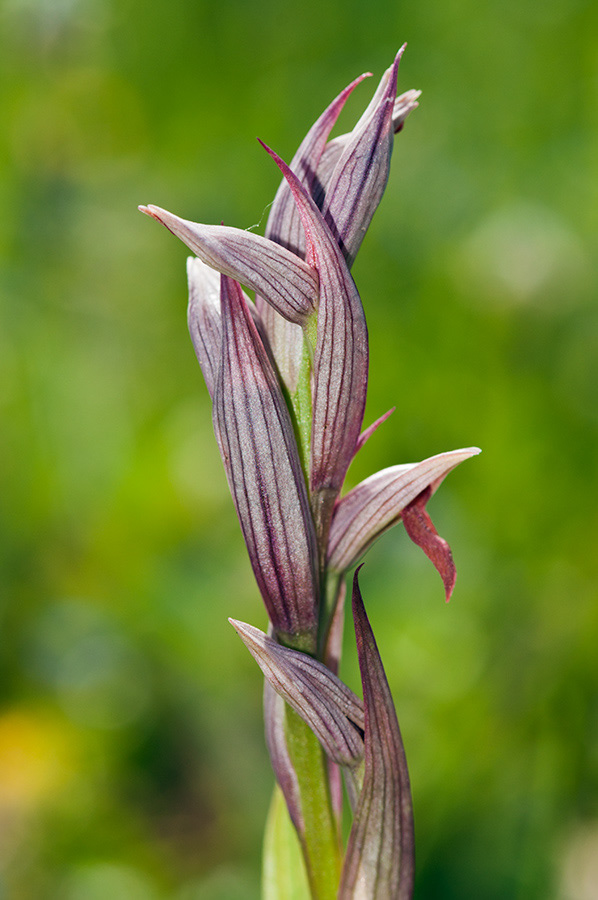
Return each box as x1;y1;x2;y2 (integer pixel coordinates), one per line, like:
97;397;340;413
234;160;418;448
141;47;479;899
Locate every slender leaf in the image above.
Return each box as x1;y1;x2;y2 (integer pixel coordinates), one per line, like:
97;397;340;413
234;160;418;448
339;569;414;899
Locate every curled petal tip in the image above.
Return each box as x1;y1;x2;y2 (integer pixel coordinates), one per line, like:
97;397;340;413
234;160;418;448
138;203;164;219
141;203;318;325
388;46;407;83
232;619;364;767
257;137;276;159
329;447;481;574
229;618;260;641
138;204;181;234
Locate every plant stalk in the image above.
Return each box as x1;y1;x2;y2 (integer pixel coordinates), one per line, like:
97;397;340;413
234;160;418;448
284;705;342;899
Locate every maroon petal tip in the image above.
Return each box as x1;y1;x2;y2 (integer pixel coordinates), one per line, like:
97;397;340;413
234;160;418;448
402;487;457;603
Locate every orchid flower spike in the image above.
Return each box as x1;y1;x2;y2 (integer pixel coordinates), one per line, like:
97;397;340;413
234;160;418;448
140;47;480;900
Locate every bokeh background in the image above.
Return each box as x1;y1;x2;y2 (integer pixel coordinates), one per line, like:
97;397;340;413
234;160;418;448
1;0;597;897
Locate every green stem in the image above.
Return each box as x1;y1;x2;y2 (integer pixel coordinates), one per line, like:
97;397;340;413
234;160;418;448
284;705;342;899
290;339;313;483
284;315;316;486
318;570;344;664
270;310;342;898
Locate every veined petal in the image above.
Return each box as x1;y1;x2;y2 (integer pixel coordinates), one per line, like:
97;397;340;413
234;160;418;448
186;257;222;398
213;274;319;643
328;448;481;580
139;205;318;326
320;48;402;268
230;619;364;768
257;72;369;392
265;72;371;257
187;257;272;398
339;569;414;900
260;143;369;544
314;89;420;213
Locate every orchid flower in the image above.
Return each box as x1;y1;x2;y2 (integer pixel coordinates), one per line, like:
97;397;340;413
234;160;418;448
141;48;479;899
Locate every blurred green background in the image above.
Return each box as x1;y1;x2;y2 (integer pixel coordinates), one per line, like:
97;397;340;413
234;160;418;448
1;0;597;897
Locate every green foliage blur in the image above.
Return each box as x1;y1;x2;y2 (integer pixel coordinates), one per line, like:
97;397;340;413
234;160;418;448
1;0;597;896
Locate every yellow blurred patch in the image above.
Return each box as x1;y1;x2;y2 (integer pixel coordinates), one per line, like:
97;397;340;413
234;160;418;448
0;708;76;812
